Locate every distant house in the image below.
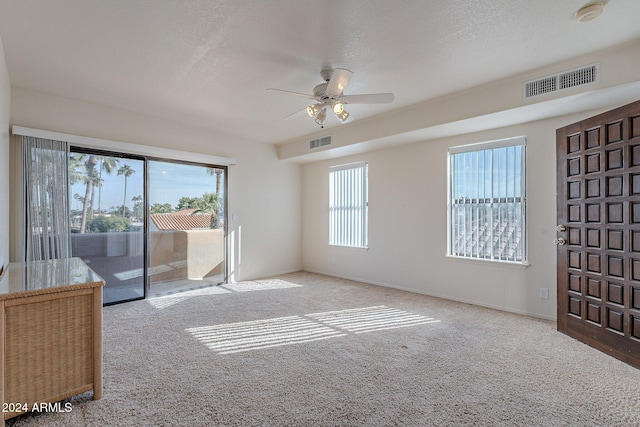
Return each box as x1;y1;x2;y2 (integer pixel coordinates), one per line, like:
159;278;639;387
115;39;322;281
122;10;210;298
149;209;212;231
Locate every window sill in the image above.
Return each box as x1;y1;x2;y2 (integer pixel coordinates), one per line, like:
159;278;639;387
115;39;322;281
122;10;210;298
329;244;369;251
445;254;529;269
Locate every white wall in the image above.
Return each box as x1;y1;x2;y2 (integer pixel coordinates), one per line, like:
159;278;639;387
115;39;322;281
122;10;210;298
10;89;302;281
0;36;10;274
302;110;608;320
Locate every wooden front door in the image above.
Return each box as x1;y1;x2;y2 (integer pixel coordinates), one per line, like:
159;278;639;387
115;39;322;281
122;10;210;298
556;99;640;369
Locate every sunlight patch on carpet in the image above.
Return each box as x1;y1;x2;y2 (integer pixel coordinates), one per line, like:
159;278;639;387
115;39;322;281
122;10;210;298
147;286;231;309
221;279;303;292
187;305;439;354
147;278;302;309
307;305;440;334
186;316;345;354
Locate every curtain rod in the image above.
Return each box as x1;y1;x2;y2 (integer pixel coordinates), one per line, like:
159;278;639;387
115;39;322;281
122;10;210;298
11;125;237;166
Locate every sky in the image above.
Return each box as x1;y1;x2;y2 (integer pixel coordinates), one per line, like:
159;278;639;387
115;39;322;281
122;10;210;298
70;157;223;213
452;145;523;200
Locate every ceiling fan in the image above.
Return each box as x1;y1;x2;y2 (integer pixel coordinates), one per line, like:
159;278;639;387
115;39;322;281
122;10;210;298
267;68;395;128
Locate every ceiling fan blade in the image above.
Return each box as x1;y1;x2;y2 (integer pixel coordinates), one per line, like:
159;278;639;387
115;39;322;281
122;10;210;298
326;68;353;98
266;88;316;100
284;107;309;120
340;93;395;104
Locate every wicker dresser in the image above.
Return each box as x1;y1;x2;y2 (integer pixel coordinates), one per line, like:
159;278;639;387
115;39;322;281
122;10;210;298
0;257;104;423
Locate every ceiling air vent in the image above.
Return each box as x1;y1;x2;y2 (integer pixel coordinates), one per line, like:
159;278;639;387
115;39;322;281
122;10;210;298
524;63;599;99
310;135;332;149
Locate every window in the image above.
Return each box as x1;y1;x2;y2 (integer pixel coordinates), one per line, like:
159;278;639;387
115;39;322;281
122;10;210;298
329;161;368;248
448;137;526;263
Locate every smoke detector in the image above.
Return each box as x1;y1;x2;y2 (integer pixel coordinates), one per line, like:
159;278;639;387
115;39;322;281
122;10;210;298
575;3;605;23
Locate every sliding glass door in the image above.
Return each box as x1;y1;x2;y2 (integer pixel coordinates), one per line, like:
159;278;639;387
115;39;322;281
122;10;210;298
69;151;145;304
69;150;227;304
148;160;226;296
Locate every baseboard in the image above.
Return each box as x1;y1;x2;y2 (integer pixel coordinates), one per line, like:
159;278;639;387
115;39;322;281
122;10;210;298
302;268;557;322
232;268;303;283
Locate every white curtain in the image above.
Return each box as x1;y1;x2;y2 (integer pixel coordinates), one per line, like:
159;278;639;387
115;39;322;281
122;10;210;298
22;136;71;261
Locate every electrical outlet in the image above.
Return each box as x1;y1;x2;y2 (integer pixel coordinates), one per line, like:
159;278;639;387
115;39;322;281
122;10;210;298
539;288;549;299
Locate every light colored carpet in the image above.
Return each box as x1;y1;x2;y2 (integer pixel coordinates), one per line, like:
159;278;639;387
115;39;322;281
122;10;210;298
8;272;640;426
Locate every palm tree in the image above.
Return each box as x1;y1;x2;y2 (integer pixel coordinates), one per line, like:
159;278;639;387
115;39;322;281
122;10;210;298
80;155;98;233
73;193;85;208
206;167;223;196
117;164;135;217
192;192;220;228
68;154;87;186
96;156;119;215
87;174;103;220
150;203;173;214
131;195;143;221
69;153;120;232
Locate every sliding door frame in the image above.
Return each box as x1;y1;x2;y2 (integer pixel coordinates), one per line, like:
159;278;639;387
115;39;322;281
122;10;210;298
71;146;148;304
146;156;229;292
69;147;229;304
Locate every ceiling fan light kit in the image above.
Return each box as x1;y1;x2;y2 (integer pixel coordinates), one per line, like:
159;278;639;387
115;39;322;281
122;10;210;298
335;109;349;122
306;104;321;117
332;102;344;114
314;108;328;127
267;68;395;127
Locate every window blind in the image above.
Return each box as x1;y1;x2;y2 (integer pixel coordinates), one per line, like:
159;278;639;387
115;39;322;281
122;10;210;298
329;161;368;248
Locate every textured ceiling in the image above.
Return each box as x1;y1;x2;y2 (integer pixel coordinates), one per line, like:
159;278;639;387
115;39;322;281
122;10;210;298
1;0;639;145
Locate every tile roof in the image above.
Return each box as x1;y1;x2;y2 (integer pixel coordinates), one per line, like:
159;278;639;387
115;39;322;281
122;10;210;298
150;212;212;231
451;207;524;262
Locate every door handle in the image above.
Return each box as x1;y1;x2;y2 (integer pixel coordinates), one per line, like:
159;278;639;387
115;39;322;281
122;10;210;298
556;225;566;232
554;237;566;246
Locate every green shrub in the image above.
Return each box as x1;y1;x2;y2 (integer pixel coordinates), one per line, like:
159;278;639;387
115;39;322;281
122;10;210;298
87;216;131;233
